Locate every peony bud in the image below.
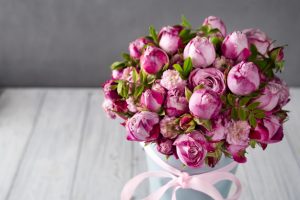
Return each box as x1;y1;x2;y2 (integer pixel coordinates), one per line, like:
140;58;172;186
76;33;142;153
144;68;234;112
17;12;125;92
140;46;169;75
160;70;186;90
103;80;120;101
242;29;272;55
269;47;284;62
189;89;222;119
126;111;160;142
165;88;188;117
157;138;174;155
227;61;260;95
221;31;250;61
188;68;226;95
160;116;182;139
158;25;183;55
202;16;227;37
174;131;207;168
140;88;165;112
129;37;151;59
183;36;216;68
179;114;196;132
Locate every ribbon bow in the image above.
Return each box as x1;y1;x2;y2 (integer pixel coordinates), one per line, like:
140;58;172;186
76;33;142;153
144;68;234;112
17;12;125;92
121;145;242;200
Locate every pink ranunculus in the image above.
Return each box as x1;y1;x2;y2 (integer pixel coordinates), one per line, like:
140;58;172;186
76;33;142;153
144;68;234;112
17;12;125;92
157;138;174;155
189;89;222;119
227;61;260;95
112;69;123;80
189;68;226;95
158;25;183;55
103;80;119;101
226;120;251;146
126;111;160;142
205;116;228;141
165;88;188;117
251;115;283;147
227;144;247;163
183;36;216;68
160;70;186;90
129;37;151;59
140;88;165;112
202;16;227;37
174;131;207;168
243;28;271;55
160;116;182;139
140;46;169;75
221;31;250;61
254;81;281;111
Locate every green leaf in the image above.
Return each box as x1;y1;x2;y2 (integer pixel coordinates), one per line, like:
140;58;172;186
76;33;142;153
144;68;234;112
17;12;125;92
210;37;222;47
185;87;192;101
134;85;144;98
132;68;138;83
249;114;257;128
239;97;251;106
122;53;131;61
248;44;258;61
193;84;204;92
179;29;191;38
200;25;209;34
183;57;193;77
194;118;212;131
231;107;238;120
247;102;260;110
111;61;126;70
162;63;169;71
117;81;123;95
254;110;265;119
227;93;235;106
139;70;147;84
238;108;248;121
181;15;192;28
149;25;158;44
249;140;257;148
173;64;183;74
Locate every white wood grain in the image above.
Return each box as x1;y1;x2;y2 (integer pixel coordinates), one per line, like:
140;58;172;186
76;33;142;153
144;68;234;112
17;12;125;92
0;89;45;200
6;89;90;200
71;91;133;200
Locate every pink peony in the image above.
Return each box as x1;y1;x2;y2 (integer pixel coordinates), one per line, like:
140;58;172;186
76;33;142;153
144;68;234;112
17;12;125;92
121;67;138;83
226;120;251;146
227;61;260;95
227;144;247;163
221;31;250;61
103;80;119;101
189;68;226;95
140;88;165;112
202;16;227;37
242;28;271;55
160;70;187;90
160;116;182;139
126;97;138;113
112;69;123;80
274;77;290;107
174;131;207;168
140;46;169;75
102;98;128;119
157;138;174;155
158;25;183;55
129;37;151;59
165;88;188;117
254;81;281;111
189;89;222;119
126;111;160;142
183;36;216;68
205;116;228;141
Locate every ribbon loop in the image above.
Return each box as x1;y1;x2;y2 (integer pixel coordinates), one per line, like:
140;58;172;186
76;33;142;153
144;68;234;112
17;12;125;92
178;172;190;189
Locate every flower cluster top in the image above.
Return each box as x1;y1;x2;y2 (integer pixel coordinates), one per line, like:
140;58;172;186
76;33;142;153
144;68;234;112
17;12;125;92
102;16;290;168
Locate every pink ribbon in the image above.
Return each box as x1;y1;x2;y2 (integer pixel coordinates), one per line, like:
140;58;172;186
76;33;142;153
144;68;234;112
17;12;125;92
121;145;242;200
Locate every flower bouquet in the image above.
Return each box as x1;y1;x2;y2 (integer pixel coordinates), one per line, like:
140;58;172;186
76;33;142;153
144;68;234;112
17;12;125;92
102;15;290;200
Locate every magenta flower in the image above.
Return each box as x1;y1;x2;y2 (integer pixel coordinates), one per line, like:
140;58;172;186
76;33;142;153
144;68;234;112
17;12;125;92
112;69;123;80
158;25;183;55
140;46;169;75
160;116;181;139
174;131;207;168
226;120;251;146
102;98;128;119
126;97;138;113
202;16;227;37
140;88;165;112
189;68;226;95
129;37;151;59
221;31;250;61
205;116;228;141
165;88;188;117
243;28;271;55
160;70;186;90
183;36;216;68
227;144;247;163
274;78;290;107
157;138;174;155
189;89;222;119
126;111;160;142
227;61;260;95
103;80;119;101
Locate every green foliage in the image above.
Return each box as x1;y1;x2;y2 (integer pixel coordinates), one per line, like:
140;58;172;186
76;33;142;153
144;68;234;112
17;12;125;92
149;25;158;44
185;87;192;101
173;57;193;79
181;15;192;28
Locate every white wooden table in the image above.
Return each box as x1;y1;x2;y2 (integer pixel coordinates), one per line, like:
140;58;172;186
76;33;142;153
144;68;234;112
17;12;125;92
0;88;299;200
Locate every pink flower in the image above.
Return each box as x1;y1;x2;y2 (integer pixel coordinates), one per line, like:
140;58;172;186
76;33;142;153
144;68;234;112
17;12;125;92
140;46;169;75
174;131;207;168
251;115;283;147
160;70;186;90
126;97;138;113
121;67;138;82
157;138;174;155
227;61;260;95
227;145;247;163
254;81;281;111
140;88;165;112
221;31;250;61
165;88;188;117
112;69;123;80
189;89;222;119
160;116;182;139
102;98;117;119
179;114;196;132
102;98;128;119
126;111;160;142
189;68;226;95
129;37;151;59
202;16;227;37
205;116;228;141
103;80;119;101
158;25;183;55
226;120;250;146
243;28;271;55
274;78;290;107
183;36;216;68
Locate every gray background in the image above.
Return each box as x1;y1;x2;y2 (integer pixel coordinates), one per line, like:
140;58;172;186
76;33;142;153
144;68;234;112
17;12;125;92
0;0;299;87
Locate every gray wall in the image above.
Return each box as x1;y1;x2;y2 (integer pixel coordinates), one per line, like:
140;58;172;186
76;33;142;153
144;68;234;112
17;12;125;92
0;0;299;87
